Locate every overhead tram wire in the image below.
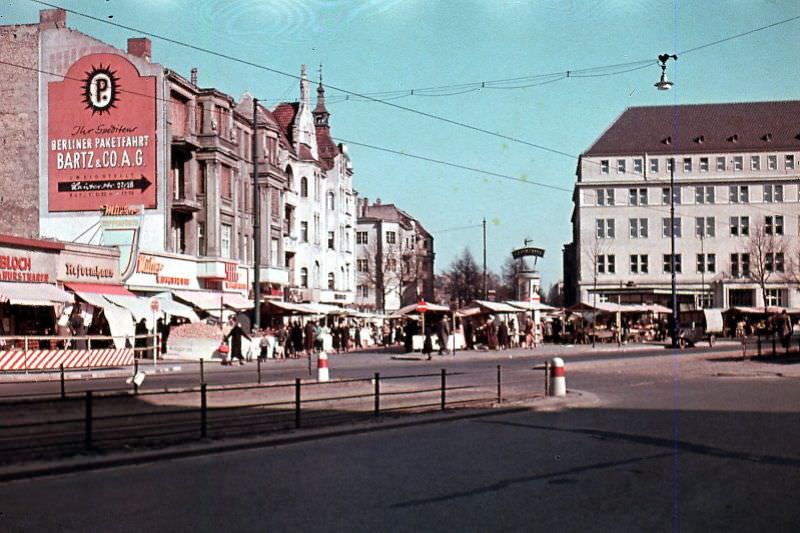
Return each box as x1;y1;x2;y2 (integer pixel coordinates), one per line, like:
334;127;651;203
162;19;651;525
430;224;484;235
2;57;792;230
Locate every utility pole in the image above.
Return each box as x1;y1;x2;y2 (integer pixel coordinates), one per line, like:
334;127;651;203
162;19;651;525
482;217;487;300
252;98;261;329
670;163;678;348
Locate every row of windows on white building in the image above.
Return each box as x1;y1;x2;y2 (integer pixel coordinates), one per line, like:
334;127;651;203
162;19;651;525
595;214;786;239
598;154;796;176
593;184;789;206
594;252;785;276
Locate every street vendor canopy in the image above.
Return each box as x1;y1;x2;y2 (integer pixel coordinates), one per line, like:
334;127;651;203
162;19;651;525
173;290;254;311
463;300;522;314
394;302;452;316
263;300;316;315
0;282;73;306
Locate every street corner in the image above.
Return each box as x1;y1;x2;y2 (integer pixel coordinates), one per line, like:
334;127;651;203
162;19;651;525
520;389;600;412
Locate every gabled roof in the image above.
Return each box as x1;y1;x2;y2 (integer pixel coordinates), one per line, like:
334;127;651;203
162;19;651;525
315;126;339;170
273;102;298;144
584;100;800;156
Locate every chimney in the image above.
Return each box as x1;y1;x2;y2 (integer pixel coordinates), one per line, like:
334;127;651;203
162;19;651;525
39;8;66;29
375;198;381;206
360;197;368;217
127;37;152;62
190;68;198;86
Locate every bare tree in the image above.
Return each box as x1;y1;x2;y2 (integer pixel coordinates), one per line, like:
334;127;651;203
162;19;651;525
357;239;423;313
746;223;786;312
582;234;611;345
442;248;482;306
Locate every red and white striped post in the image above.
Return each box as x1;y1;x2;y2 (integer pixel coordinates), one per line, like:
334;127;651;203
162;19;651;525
550;357;566;397
317;351;330;382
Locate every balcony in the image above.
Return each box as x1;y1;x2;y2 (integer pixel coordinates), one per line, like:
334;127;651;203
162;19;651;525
284;235;298;253
171;194;201;213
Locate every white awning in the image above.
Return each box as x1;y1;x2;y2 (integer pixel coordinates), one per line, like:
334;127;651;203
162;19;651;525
465;300;521;314
172;290;253;311
73;291;135;349
104;294;154;323
153;293;200;322
0;282;73;306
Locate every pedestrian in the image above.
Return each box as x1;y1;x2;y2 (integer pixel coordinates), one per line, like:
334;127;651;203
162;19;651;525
157;317;170;357
422;322;433;360
436;318;448;355
304;320;315;355
291;321;303;357
70;304;87;350
340;319;350;353
778;310;792;351
464;319;474;350
224;316;251;365
134;317;148;357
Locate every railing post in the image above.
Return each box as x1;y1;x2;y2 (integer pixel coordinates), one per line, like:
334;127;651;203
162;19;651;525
60;363;66;400
496;364;501;404
545;360;551;396
440;368;446;411
295;378;302;428
374;372;380;418
133;359;139;395
200;358;205;385
257;357;262;384
85;391;93;450
200;383;207;438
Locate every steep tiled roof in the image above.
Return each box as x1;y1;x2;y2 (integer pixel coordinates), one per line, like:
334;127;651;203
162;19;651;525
315;126;339;170
235;94;279;128
584;101;800;156
273;102;298;144
298;144;316;162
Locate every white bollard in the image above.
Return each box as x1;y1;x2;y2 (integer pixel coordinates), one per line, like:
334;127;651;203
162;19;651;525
550;357;566;397
317;351;330;382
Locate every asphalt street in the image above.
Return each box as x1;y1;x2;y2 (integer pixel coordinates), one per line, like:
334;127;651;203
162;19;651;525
1;342;798;532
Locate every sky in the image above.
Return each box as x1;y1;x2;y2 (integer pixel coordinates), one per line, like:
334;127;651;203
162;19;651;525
3;0;800;289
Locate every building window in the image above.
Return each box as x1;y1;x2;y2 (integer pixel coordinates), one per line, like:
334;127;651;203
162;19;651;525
633;159;643;175
600;160;609;174
221;224;231;258
356;231;368;244
300;177;308;197
695;186;714;204
765;215;784;235
663;254;682;273
730;253;750;278
786;155;795;170
733;156;743;171
300;221;308;243
300;267;308;288
198;162;206;194
751;155;761;171
327;191;335;211
765;289;785;307
696;217;715;238
386;231;397;244
596;254;615;274
766;252;785;273
629;218;648;239
358;285;369;298
628;188;647;205
596;218;615;239
768;155;777;170
667;158;675;173
617;159;626;174
716;156;726;172
699;157;709;172
221;165;232;199
697;253;716;273
198;222;206;255
386;258;397;272
662;187;681;205
357;259;368;273
597;188;614;206
649;158;659;173
763;184;783;203
729;216;750;237
328;231;335;250
327;272;335;290
683;158;692;172
270;238;279;266
729;185;749;203
662;217;682;238
630;254;648;274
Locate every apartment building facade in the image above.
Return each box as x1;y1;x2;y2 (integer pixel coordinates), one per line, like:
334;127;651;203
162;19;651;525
565;101;800;310
355;199;435;312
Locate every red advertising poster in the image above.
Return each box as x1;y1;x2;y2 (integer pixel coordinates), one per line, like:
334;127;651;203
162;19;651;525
48;53;157;212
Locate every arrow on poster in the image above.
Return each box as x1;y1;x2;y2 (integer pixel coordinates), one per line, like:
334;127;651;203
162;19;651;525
57;175;152;193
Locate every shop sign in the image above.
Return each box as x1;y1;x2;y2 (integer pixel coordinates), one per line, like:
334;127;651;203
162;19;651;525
48;53;157;212
64;263;115;280
0;254;49;282
223;263;249;292
128;253;196;289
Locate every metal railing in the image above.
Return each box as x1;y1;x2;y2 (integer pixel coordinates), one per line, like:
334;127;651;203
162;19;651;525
0;364;543;464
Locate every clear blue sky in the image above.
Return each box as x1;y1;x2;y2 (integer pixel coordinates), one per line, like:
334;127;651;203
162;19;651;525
5;0;800;289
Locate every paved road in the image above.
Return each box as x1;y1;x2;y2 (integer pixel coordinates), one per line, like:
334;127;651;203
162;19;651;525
0;344;800;532
1;363;798;532
0;342;744;399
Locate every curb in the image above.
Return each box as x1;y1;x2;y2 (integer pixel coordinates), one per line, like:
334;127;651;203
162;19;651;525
0;365;183;383
0;392;592;483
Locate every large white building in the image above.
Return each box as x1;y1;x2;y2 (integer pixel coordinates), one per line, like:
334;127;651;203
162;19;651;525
565;101;800;310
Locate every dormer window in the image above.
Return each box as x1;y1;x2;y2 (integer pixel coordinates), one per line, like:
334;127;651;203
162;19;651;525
662;136;672;145
762;133;773;142
694;135;705;144
728;134;739;143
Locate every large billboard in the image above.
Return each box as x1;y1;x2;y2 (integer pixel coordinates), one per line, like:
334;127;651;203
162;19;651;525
48;53;157;212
